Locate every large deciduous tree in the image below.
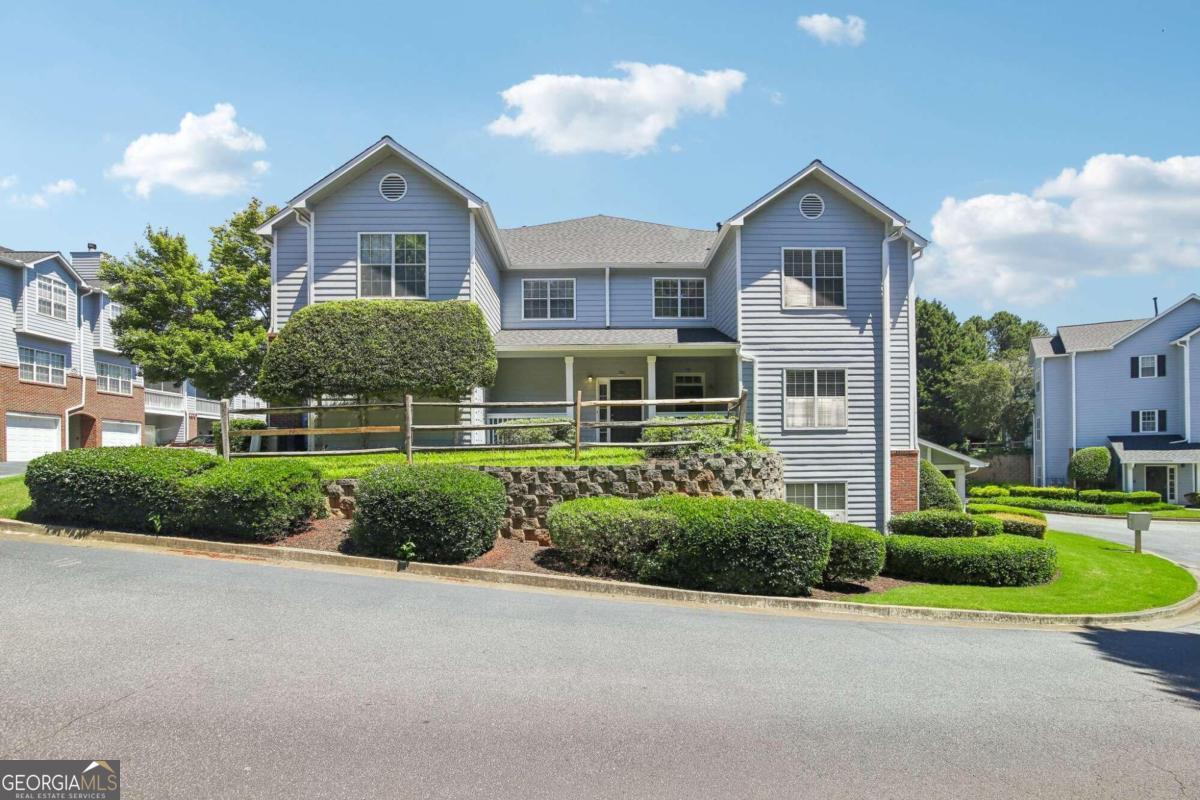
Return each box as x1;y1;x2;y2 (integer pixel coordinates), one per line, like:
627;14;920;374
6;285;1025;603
952;360;1014;441
916;298;987;443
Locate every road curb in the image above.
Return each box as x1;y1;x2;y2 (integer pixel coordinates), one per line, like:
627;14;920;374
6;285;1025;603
3;517;1198;627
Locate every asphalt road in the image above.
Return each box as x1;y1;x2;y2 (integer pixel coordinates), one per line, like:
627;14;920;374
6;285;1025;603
1046;512;1200;569
0;461;26;477
1;536;1198;800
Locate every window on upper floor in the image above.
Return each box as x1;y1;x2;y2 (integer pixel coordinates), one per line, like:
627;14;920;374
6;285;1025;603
782;248;845;309
19;346;66;386
522;279;575;320
653;278;705;319
786;481;847;522
1133;354;1165;378
784;368;847;429
358;233;427;299
97;362;133;395
36;275;69;320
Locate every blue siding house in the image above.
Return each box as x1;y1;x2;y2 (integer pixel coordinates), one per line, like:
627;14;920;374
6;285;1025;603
1032;294;1200;502
256;137;927;528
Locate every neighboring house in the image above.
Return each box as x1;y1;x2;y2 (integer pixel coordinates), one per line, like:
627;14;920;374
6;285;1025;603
256;137;926;528
1031;294;1200;501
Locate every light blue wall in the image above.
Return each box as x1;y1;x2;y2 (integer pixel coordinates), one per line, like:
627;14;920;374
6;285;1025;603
273;214;308;329
18;259;79;365
500;269;606;328
609;268;712;328
1040;356;1073;485
474;221;502;332
708;233;738;339
888;238;915;449
0;266;20;366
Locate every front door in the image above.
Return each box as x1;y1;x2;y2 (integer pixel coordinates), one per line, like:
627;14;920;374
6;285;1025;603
1145;465;1175;502
598;378;643;443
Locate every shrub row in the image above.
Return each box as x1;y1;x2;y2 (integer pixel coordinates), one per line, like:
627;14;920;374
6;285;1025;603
887;510;977;538
988;513;1048;539
965;503;1046;521
967;484;1162;506
971;516;1004;537
984;495;1106;515
493;417;572;446
884;534;1057;587
1077;489;1162;505
823;523;886;585
25;447;323;541
640;415;768;457
1007;486;1079;500
967;485;1010;499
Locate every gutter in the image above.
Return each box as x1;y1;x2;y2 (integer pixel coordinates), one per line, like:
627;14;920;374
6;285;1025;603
881;225;905;526
65;285;99;437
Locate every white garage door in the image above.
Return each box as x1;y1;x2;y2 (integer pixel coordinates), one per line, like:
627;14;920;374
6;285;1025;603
101;420;142;447
5;413;62;461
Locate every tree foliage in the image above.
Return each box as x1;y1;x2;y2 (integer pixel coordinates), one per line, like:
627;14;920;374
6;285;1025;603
916;298;987;442
953;360;1014;441
919;459;962;511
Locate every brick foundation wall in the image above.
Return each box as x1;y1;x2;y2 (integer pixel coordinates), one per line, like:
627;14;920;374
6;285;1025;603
323;451;786;545
890;449;920;515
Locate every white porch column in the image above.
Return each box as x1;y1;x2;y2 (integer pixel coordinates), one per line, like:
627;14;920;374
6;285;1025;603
564;356;574;418
954;466;966;500
1123;462;1134;492
646;355;657;419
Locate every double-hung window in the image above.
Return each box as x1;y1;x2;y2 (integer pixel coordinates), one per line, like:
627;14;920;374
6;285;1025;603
784;368;847;429
522;279;575;320
19;346;66;386
37;275;68;320
97;362;134;395
653;278;705;319
1133;355;1165;378
1136;409;1166;433
786;482;847;522
782;248;845;308
358;233;428;298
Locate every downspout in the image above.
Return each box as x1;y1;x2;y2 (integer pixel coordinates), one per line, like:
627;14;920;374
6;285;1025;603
1183;338;1192;443
1070;351;1077;454
66;286;97;443
468;210;476;303
1039;357;1047;486
604;267;611;328
881;226;904;525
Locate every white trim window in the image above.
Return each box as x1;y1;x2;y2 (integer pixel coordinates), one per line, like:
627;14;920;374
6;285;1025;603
358;232;428;298
96;362;133;395
786;482;848;522
36;275;69;320
784;368;847;429
782;248;845;308
653;278;705;319
18;346;66;386
1137;355;1161;378
1138;409;1165;433
522;278;575;320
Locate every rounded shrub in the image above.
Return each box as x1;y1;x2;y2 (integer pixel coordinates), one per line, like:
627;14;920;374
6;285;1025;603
968;485;1010;499
988;496;1105;515
919;459;962;511
1077;489;1161;505
822;522;886;584
169;460;326;542
1007;485;1078;500
493;417;572;446
547;497;677;578
213;418;268;454
640;415;767;457
989;513;1047;539
25;447;219;532
1068;446;1111;487
971;516;1004;537
638;495;832;596
352;465;507;563
887;510;976;538
966;503;1046;521
884;534;1057;586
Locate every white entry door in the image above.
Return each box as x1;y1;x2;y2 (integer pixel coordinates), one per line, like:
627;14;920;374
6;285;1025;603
101;420;142;447
5;413;62;461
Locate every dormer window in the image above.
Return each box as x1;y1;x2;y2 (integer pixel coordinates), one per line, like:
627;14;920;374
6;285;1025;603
36;275;68;320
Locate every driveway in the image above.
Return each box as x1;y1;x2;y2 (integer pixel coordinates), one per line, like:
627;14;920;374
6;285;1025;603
1045;512;1200;570
0;461;26;477
1;535;1199;799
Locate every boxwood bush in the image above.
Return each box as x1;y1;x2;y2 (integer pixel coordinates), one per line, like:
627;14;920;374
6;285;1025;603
971;516;1004;537
26;447;219;532
884;534;1057;586
968;485;1010;499
822;522;886;584
919;459;961;511
1007;485;1078;500
1077;489;1161;505
546;497;676;578
887;510;976;538
640;415;767;457
213;418;269;455
966;503;1046;521
989;496;1106;515
493;417;572;446
169;460;326;542
352;465;507;563
1068;446;1111;487
988;513;1048;539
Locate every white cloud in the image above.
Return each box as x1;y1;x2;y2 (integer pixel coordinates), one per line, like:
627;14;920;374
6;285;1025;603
0;175;16;190
108;103;268;197
487;62;746;156
796;13;866;46
920;154;1200;306
7;177;82;209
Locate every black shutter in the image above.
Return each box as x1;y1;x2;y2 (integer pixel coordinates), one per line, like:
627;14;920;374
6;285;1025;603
1158;355;1167;376
1159;410;1168;432
1131;357;1139;378
1132;411;1140;432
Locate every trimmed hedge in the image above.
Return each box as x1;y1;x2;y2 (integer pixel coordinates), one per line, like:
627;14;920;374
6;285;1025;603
493;417;572;446
823;523;886;584
884;534;1057;587
968;485;1010;499
546;497;675;578
257;300;498;403
887;510;976;538
971;516;1004;537
352;465;507;563
989;496;1106;515
989;513;1048;539
214;418;268;455
640;415;768;457
966;503;1046;521
1007;486;1078;500
168;460;325;542
1068;446;1111;486
1077;489;1161;505
919;459;961;511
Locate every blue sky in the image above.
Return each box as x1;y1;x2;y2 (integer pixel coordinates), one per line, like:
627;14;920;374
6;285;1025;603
3;0;1198;331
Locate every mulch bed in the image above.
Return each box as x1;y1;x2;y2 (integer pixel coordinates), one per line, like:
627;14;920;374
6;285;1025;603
273;516;355;553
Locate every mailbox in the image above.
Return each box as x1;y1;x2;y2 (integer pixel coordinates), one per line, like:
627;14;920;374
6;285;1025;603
1126;511;1151;553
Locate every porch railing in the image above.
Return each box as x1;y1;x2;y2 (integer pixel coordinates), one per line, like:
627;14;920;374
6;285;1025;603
219;390;748;462
144;389;185;413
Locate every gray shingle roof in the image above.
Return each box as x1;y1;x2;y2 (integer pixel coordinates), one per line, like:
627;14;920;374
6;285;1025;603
1032;318;1150;357
1109;435;1200;464
499;215;716;267
494;327;736;348
1030;335;1061;358
0;247;58;266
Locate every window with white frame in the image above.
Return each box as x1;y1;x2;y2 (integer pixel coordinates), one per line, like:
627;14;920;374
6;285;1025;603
784;368;847;429
18;346;66;386
1138;355;1160;378
97;362;133;395
786;482;847;521
37;275;68;320
358;233;427;298
782;248;845;308
653;278;705;319
522;279;575;320
1138;409;1164;433
669;372;705;412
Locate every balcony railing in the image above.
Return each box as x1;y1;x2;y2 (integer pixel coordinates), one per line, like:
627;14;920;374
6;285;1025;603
144;389;185;413
195;398;222;417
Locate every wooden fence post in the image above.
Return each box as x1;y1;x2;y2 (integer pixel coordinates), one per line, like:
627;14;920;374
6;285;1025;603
574;390;583;460
219;399;231;461
734;389;748;440
404;394;414;465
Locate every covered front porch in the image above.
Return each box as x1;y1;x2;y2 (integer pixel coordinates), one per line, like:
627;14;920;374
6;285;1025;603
1109;436;1200;504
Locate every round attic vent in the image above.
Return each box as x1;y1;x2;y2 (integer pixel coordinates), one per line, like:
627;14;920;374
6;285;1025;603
799;193;825;220
379;173;408;201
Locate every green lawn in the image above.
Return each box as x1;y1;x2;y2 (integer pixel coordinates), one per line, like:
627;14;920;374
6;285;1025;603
1104;502;1200;520
852;531;1196;614
0;475;31;520
276;448;644;480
